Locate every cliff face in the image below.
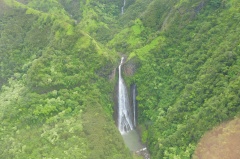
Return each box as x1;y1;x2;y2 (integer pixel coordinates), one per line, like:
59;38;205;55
123;63;137;77
123;60;137;77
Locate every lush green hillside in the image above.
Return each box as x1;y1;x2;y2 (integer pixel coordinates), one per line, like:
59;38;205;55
0;0;132;158
111;0;240;158
0;0;240;159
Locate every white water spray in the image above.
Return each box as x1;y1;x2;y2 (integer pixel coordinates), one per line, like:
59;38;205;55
133;84;137;127
118;57;134;134
121;0;126;14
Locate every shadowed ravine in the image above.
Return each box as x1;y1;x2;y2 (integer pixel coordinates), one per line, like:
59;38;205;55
117;57;150;159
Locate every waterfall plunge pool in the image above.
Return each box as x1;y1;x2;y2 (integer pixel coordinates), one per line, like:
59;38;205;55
122;129;145;152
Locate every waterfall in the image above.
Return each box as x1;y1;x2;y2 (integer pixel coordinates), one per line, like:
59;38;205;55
117;58;150;158
121;0;126;14
133;84;137;127
118;57;134;134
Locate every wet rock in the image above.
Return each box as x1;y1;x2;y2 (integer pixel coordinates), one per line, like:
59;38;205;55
135;147;151;159
123;58;139;76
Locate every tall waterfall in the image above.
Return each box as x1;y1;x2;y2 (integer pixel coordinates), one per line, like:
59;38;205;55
117;58;150;158
118;57;134;134
132;84;137;127
121;0;126;14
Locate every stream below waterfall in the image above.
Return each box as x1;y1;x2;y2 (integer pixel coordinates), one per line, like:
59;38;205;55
117;57;150;159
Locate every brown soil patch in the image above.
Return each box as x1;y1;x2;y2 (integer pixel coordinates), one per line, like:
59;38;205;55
193;118;240;159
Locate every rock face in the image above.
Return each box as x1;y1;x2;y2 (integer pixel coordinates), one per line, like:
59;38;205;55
123;63;136;76
109;68;116;81
193;118;240;159
107;57;138;81
123;58;138;76
135;147;150;159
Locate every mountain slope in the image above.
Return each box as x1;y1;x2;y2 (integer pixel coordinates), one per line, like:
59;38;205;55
112;0;240;158
1;0;240;159
0;0;132;158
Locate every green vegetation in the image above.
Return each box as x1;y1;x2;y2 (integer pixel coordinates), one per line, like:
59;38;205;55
115;0;240;158
0;0;130;158
1;0;239;158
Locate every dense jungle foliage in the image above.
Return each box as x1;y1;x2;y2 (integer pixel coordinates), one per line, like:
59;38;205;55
0;0;132;158
0;0;239;159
